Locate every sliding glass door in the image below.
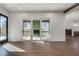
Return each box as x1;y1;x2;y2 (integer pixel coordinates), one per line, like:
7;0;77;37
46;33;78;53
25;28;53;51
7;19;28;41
23;20;50;40
32;20;40;40
23;20;31;40
41;20;50;40
0;14;8;42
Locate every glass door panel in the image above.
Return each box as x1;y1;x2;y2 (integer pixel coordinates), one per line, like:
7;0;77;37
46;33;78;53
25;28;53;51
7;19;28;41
23;20;50;41
41;20;50;40
0;14;8;42
42;20;49;31
23;20;31;40
32;20;40;40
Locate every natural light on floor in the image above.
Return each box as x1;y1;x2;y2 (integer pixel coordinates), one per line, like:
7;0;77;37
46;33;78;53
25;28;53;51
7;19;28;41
2;43;26;52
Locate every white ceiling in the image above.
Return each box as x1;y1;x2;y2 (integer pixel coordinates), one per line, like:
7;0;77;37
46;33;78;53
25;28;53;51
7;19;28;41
66;5;79;21
0;3;74;12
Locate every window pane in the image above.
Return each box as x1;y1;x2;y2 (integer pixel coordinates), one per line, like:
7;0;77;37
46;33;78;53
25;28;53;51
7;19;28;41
23;32;31;40
24;20;31;31
42;32;49;37
41;20;50;40
32;20;40;40
42;32;49;40
0;16;7;41
23;20;31;40
33;20;40;29
42;20;49;31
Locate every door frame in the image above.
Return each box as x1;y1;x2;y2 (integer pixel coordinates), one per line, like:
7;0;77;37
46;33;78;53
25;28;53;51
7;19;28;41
23;19;50;41
0;14;8;42
65;29;72;37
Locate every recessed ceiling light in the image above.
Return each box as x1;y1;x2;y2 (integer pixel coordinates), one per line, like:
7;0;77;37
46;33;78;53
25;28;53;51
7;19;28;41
71;12;75;14
52;7;55;9
18;7;22;10
73;24;78;26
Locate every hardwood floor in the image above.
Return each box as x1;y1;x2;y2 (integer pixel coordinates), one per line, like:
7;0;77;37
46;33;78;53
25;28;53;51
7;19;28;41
0;37;79;56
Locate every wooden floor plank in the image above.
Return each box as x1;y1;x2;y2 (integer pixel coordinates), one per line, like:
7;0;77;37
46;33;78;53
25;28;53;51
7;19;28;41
0;37;79;56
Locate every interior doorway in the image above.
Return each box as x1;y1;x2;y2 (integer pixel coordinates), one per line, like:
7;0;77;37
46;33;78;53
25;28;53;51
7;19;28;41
0;14;8;44
32;20;40;40
65;29;72;37
23;20;50;40
74;31;79;37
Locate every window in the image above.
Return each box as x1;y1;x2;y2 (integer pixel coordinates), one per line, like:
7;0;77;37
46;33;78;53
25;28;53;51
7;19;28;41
23;20;31;40
0;14;8;43
23;20;50;40
41;20;50;40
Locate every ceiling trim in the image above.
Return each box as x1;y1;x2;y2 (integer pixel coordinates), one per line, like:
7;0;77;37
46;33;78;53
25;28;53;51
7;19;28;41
8;10;63;13
64;3;79;13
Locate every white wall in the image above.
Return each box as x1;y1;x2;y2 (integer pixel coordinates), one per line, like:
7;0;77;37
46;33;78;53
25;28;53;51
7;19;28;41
8;12;65;41
65;6;79;36
0;6;65;42
0;6;8;16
